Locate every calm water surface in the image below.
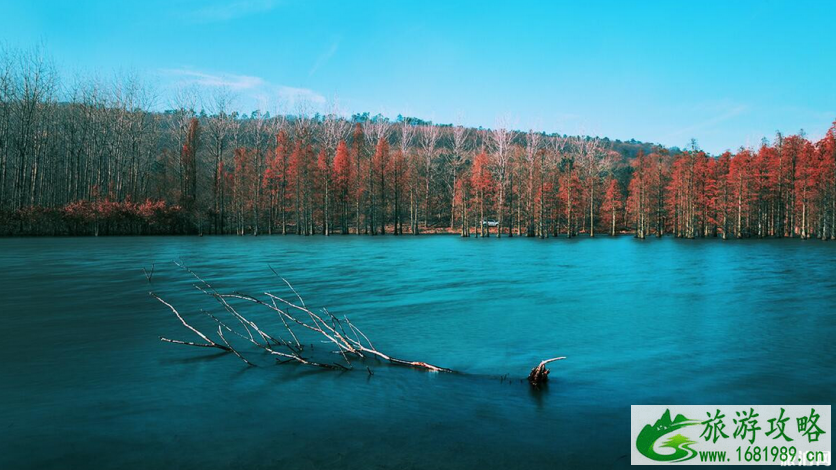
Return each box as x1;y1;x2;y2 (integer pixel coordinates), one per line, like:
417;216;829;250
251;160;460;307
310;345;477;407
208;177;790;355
1;236;834;469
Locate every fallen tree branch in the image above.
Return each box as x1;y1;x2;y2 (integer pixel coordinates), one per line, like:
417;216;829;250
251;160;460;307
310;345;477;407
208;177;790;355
152;292;229;351
142;263;155;283
217;325;256;367
152;263;563;384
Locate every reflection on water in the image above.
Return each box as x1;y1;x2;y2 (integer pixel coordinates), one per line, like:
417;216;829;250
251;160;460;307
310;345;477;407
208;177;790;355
1;236;834;469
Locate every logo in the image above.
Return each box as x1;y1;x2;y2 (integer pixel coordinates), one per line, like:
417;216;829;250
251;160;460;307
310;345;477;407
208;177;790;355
636;409;701;462
631;405;831;466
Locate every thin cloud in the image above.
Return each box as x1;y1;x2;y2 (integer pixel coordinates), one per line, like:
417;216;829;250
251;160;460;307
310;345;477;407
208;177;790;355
278;85;326;104
194;0;279;22
309;39;341;77
159;67;325;112
667;104;749;140
160;69;265;90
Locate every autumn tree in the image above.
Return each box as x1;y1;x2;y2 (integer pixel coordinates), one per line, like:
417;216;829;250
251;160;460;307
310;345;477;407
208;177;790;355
728;149;752;238
263;130;289;234
471;151;494;237
206;90;236;234
372;137;390;234
601;178;623;236
490;122;513;237
351;122;365;234
397;121;416;234
454;167;472;237
332;140;353;234
523;129;541;237
315;148;332;234
449;124;469;232
818;122;836;239
714;152;732;238
4;44;836;240
627;150;652;238
794;137;817;239
576;137;608;237
418;123;439;231
362;117;390;234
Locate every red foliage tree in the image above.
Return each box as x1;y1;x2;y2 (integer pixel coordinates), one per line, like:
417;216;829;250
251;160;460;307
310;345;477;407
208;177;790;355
371;138;390;234
817;123;836;239
316;148;332;235
454;170;472;237
727;149;753;238
391;148;409;234
471;151;495;237
263;131;290;234
600;178;623;236
627;150;652;238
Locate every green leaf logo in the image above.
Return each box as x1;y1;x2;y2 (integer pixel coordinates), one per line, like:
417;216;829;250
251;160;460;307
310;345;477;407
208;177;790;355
636;409;701;462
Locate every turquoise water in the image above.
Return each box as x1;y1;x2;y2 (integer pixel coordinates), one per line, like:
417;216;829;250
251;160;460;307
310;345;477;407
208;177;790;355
1;236;834;469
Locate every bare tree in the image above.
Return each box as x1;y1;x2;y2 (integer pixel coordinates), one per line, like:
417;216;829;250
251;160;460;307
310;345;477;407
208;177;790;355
10;46;57;210
545;134;568;237
205;88;235;234
362;116;390;234
322;103;350;154
398;120;416;234
490;118;513;237
576;136;612;237
170;85;200;211
264;112;286;235
0;45;14;208
321;103;350;235
290;101;314;235
450;124;470;233
418;123;439;231
250;109;269;235
524;129;541;236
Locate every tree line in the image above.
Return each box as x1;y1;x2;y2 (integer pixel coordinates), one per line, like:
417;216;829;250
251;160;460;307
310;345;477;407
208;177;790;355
1;47;834;239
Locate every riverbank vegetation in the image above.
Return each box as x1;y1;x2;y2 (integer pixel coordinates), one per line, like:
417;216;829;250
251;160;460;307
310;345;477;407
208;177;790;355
1;47;834;239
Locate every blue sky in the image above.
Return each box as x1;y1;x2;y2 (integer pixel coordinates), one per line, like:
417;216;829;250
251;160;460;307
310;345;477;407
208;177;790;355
2;0;834;154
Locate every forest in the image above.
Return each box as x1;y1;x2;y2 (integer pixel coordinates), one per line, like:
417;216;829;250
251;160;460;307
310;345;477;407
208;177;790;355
1;47;835;239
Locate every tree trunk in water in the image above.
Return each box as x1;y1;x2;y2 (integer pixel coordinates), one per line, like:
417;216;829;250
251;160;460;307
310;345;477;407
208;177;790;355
589;183;595;237
497;187;504;238
355;199;360;236
324;181;329;236
461;197;469;237
527;357;565;387
737;190;742;239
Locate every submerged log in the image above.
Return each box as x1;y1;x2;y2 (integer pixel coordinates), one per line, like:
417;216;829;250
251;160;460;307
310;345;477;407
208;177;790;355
527;357;566;387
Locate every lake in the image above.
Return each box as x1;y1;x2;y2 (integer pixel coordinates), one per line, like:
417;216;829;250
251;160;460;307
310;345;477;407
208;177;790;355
1;235;834;469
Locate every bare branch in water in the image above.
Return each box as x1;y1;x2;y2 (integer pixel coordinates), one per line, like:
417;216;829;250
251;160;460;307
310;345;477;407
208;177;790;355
218;325;256;367
143;263;155;283
151;292;226;350
153;263;564;382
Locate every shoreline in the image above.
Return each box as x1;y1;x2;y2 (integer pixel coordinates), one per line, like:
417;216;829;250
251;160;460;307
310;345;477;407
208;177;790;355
1;231;831;240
